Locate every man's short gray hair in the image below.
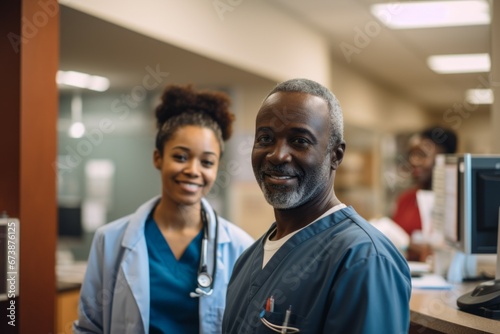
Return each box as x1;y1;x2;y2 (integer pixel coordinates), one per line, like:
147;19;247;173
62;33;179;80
266;78;344;148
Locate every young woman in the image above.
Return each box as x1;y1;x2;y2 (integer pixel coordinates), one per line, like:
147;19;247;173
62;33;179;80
74;84;254;334
392;125;457;261
393;126;457;237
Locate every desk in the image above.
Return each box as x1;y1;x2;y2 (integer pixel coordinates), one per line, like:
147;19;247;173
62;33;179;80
410;282;499;333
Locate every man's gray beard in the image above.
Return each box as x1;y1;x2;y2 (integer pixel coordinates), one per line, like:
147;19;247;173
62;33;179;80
258;157;331;209
260;183;303;209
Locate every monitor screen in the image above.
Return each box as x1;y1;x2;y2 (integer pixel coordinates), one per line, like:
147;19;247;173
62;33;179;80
433;154;500;255
58;206;83;239
472;169;500;252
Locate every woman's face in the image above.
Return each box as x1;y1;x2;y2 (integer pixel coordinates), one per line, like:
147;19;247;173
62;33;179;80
408;136;441;189
154;125;221;206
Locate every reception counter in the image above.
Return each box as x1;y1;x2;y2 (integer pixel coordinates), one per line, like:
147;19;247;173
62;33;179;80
410;282;499;333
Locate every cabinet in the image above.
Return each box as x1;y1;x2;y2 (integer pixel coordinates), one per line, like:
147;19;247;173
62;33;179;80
56;287;80;334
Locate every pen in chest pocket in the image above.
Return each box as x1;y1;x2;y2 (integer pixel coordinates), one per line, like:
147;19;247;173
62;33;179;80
265;295;275;312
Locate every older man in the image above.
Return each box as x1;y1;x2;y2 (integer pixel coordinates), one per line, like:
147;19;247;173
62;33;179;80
222;78;411;334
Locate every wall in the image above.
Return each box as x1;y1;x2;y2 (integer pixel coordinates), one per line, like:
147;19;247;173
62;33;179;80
455;111;492;153
57;91;158;258
58;92;159;218
59;0;331;86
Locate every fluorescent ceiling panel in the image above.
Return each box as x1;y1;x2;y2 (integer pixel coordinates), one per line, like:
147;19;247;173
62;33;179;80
466;88;493;104
427;53;490;74
371;1;490;29
57;70;110;92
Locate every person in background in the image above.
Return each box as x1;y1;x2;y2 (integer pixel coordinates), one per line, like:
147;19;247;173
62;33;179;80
392;126;457;260
74;84;254;334
222;78;411;334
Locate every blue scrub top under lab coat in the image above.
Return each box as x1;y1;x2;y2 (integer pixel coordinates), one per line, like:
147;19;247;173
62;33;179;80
145;214;202;334
222;206;412;334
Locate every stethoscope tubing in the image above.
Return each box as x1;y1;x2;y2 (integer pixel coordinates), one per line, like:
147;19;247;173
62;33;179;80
192;205;218;297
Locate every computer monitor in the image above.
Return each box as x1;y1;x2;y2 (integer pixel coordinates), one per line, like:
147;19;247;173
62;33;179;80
58;205;83;240
433;154;500;254
433;153;500;319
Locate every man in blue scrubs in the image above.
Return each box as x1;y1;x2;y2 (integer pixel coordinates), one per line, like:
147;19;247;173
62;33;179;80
222;78;411;334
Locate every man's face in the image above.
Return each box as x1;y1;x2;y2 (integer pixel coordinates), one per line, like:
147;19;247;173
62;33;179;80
251;91;337;209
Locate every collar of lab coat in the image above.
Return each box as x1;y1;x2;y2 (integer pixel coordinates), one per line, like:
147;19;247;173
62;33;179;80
121;195;231;250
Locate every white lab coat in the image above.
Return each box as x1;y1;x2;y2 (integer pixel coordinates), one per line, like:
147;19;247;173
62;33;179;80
74;196;254;334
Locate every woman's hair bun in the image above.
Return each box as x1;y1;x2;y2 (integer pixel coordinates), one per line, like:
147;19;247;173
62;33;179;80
155;84;234;140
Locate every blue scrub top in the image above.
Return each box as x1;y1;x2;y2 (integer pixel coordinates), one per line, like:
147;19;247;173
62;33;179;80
145;214;203;334
222;206;412;334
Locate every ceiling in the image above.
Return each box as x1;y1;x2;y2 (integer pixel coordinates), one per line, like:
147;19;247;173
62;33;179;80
268;0;492;114
60;1;493;113
59;6;274;93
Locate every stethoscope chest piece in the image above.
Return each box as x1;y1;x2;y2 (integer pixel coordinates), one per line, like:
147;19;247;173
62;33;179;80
197;271;212;288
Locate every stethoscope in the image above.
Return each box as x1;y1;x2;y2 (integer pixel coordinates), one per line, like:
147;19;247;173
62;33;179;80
189;206;219;298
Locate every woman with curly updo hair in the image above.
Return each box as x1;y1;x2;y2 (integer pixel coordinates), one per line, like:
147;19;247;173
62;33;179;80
75;85;254;334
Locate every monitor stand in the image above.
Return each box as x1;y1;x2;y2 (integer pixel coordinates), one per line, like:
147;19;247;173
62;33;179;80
456;207;500;319
446;251;477;283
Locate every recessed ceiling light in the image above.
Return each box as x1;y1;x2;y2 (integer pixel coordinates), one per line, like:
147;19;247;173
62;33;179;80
466;88;494;104
427;53;490;74
68;122;86;138
371;1;490;29
57;70;110;92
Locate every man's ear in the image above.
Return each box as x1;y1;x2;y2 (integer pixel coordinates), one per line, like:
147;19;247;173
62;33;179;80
330;142;346;170
153;149;162;170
